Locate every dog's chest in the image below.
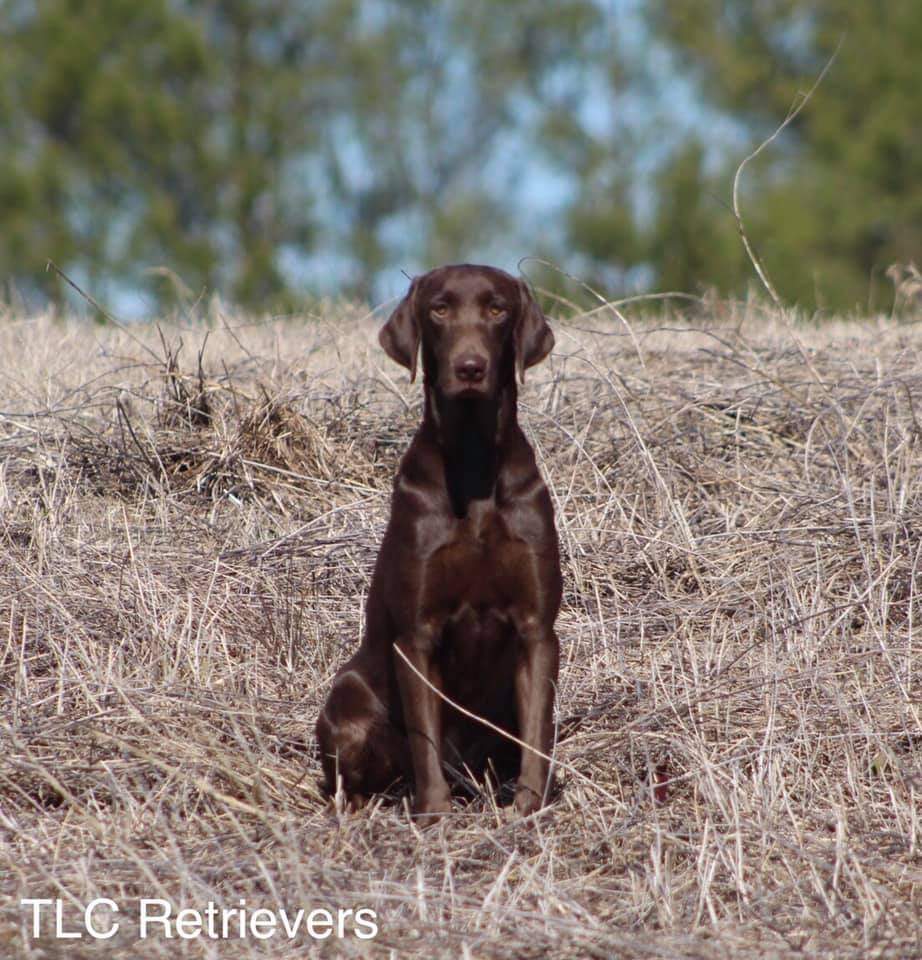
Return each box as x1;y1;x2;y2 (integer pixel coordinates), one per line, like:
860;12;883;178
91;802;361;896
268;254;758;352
423;500;530;612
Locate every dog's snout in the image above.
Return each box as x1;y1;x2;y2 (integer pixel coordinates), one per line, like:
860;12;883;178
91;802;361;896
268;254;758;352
454;353;487;383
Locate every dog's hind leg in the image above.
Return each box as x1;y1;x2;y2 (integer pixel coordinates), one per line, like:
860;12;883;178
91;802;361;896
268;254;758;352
316;668;407;806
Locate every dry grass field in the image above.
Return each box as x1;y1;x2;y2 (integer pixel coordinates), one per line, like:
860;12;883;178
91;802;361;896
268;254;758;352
1;299;920;959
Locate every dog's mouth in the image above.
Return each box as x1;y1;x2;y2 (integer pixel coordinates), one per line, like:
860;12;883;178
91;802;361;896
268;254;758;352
441;380;493;400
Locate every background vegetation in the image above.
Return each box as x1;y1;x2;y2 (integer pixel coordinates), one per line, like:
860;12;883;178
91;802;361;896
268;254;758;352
1;0;919;313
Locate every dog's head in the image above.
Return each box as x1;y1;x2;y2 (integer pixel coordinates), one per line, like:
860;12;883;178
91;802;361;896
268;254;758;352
379;264;554;398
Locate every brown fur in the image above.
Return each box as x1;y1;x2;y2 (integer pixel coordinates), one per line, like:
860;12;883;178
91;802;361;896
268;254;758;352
316;264;561;824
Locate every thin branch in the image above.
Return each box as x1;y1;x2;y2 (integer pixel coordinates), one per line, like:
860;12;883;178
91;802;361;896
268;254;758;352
46;260;161;363
732;37;844;306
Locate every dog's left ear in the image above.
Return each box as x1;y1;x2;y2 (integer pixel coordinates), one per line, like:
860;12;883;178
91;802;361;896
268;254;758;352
515;280;554;382
379;278;420;382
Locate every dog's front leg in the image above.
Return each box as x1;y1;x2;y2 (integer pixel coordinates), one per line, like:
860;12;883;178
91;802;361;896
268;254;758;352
513;619;559;817
394;628;451;825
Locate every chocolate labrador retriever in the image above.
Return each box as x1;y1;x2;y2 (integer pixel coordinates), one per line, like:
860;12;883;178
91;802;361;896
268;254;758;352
316;263;561;823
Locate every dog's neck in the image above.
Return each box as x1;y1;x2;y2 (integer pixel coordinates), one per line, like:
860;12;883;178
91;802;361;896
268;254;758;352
424;381;518;519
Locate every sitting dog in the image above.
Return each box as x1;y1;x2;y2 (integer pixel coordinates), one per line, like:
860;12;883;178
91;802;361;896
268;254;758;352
316;264;561;823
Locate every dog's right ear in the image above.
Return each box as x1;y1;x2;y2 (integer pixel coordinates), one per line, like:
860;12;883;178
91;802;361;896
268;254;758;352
379;278;420;382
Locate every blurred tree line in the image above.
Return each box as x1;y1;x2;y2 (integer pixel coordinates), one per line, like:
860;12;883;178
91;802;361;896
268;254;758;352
0;0;918;314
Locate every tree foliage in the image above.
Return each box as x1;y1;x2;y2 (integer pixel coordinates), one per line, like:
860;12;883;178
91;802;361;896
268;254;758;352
0;0;605;310
642;0;922;310
0;0;918;313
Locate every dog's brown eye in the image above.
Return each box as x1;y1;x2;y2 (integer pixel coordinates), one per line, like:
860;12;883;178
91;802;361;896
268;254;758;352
488;305;506;319
430;304;449;320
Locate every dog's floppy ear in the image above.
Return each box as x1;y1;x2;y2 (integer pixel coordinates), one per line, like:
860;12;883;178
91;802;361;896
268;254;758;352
515;280;554;382
379;278;420;382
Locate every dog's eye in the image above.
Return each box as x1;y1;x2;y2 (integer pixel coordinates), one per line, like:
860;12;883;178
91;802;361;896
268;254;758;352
488;305;506;320
430;304;449;321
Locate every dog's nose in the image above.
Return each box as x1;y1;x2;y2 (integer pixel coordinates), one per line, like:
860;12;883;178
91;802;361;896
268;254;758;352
454;354;487;383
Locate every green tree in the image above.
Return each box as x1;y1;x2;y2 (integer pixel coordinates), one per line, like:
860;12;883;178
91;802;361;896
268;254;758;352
639;0;922;311
644;141;746;296
0;0;333;309
0;0;606;311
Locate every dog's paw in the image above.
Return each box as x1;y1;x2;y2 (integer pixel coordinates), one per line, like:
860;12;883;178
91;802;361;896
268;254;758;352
512;783;543;819
412;789;452;828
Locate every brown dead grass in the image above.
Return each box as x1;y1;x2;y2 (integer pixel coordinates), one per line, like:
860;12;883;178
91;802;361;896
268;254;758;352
0;299;920;959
